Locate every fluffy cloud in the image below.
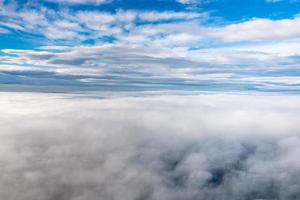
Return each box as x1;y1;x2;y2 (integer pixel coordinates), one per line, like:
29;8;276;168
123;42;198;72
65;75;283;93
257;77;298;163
1;0;300;46
1;92;300;200
210;16;300;42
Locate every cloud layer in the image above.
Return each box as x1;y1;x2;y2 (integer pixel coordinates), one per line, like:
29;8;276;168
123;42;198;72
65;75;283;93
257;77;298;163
2;43;300;92
1;92;300;200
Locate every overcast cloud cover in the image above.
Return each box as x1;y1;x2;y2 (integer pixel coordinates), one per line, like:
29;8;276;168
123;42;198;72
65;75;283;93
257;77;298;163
1;92;300;200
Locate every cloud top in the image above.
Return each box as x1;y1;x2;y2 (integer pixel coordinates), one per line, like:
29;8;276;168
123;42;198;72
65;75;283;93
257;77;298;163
1;92;300;200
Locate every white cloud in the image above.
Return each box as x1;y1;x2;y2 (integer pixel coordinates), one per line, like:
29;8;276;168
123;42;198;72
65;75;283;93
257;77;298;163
0;64;42;71
138;11;202;21
0;1;207;43
1;92;300;200
4;0;300;47
44;0;111;5
176;0;197;4
209;16;300;42
0;0;297;48
223;39;300;56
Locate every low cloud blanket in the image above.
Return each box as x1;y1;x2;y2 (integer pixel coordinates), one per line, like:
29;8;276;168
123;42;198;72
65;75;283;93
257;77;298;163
0;92;300;200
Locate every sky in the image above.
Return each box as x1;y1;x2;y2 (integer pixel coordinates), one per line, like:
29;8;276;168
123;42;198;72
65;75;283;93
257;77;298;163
2;1;300;198
1;0;300;92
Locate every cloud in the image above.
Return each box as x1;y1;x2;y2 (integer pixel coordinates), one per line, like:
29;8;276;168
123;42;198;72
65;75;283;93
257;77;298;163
176;0;199;4
177;0;194;4
44;0;112;5
266;0;283;2
223;39;300;56
1;92;300;199
0;1;207;43
1;0;300;46
209;16;300;42
1;42;300;92
1;0;300;92
138;11;202;22
266;0;300;3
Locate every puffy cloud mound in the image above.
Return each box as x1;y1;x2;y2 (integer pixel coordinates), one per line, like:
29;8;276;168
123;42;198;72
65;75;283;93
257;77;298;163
0;92;300;200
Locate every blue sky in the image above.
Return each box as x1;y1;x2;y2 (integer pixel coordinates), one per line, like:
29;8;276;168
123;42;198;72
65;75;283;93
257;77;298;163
1;0;300;92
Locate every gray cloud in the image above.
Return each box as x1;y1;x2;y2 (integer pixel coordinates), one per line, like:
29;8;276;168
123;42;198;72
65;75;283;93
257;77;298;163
1;92;300;200
2;45;300;92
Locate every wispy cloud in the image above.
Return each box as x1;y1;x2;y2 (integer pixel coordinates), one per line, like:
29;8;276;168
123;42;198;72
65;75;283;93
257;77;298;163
1;44;300;91
44;0;112;5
